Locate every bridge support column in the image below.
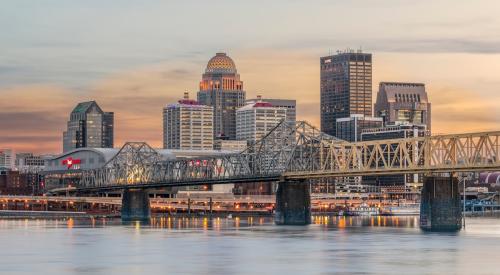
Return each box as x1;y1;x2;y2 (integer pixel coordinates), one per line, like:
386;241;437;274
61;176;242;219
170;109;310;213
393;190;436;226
420;176;461;231
121;189;151;221
275;179;311;225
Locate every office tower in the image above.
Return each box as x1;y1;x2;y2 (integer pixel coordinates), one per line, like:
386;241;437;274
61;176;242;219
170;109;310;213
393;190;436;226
374;82;431;132
236;101;287;142
320;50;372;137
336;114;383;142
62;101;114;152
163;93;214;150
197;53;246;140
246;96;296;124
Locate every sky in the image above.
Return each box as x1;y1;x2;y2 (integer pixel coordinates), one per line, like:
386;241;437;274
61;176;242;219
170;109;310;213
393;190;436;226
1;0;500;154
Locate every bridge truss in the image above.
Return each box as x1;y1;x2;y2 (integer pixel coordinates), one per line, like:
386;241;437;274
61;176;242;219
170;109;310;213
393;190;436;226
79;121;500;190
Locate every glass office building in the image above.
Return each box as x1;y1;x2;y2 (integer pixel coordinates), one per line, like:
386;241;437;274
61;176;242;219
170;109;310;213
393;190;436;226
320;50;372;137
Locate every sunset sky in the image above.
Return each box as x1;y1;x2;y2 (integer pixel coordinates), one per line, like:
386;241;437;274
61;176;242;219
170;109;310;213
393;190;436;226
1;0;500;154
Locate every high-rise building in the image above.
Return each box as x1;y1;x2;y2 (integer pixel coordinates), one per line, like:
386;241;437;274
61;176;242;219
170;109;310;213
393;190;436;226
336;114;383;142
197;53;246;140
236;101;287;142
63;101;114;152
163;93;214;150
374;82;431;132
0;149;14;170
320;50;372;137
246;96;296;124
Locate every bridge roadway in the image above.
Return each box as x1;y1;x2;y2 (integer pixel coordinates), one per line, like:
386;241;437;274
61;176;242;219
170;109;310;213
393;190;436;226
62;121;500;230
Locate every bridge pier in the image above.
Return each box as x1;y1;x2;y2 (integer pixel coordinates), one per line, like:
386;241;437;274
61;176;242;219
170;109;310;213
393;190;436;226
275;179;311;225
121;189;151;221
420;175;461;231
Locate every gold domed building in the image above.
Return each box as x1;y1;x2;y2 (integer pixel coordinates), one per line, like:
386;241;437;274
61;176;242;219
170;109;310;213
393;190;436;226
197;53;246;140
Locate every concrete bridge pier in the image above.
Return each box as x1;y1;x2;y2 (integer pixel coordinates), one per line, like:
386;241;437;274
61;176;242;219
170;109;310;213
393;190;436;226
275;179;311;225
420;175;462;231
121;188;151;221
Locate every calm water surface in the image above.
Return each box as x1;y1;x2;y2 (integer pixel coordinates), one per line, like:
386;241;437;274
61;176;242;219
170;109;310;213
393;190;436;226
1;216;499;275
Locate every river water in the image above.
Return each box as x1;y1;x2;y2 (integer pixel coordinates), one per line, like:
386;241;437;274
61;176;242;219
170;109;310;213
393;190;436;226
0;216;499;275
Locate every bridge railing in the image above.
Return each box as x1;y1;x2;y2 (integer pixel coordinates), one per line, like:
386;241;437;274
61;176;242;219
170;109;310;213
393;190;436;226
285;131;500;178
79;122;500;189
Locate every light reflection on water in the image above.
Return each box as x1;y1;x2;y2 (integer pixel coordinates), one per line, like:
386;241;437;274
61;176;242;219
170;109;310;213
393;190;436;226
0;216;499;275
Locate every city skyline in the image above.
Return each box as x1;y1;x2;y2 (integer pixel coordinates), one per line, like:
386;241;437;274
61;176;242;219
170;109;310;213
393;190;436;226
1;1;500;154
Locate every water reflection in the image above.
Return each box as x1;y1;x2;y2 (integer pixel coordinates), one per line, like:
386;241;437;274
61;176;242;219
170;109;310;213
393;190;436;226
1;216;500;275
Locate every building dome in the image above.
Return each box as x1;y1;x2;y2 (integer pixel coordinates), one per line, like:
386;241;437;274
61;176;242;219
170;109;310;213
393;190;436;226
205;52;237;74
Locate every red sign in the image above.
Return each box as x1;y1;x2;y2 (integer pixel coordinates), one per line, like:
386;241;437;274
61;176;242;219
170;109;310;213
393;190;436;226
62;157;81;169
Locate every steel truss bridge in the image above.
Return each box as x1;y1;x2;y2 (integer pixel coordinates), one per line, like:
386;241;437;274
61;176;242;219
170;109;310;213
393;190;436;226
78;121;500;191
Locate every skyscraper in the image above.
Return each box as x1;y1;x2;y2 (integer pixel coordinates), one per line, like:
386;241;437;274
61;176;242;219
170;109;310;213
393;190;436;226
62;101;114;152
197;53;246;140
246;96;296;124
236;101;287;142
374;82;431;132
320;50;372;137
163;93;214;150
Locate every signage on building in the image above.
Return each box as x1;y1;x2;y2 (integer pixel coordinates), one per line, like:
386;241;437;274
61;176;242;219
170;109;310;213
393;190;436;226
62;157;81;169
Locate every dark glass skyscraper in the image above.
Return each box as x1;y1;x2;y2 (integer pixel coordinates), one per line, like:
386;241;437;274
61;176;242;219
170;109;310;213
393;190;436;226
320;51;372;137
63;101;114;152
197;53;246;140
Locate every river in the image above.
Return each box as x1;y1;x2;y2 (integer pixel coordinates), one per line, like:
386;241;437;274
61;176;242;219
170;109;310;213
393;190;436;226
0;216;499;274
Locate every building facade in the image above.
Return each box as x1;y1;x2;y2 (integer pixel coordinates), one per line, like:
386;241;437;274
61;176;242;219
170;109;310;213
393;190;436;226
320;50;373;137
246;96;296;124
213;140;247;151
163;94;214;150
336;114;383;142
374;82;431;131
236;101;287;142
63;101;114;152
197;53;246;140
0;149;14;170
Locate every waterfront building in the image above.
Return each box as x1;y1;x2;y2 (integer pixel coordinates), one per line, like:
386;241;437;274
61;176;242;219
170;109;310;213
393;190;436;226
197;53;246;140
374;82;431;131
245;96;296;124
163;93;214;150
361;123;429;188
336;114;383;142
236;101;287;142
62;101;114;153
320;50;373;137
0;149;14;170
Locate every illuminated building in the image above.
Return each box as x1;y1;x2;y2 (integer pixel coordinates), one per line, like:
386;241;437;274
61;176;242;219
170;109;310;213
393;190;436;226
62;101;114;152
197;53;246;140
163;93;214;150
320;50;373;137
375;82;431;131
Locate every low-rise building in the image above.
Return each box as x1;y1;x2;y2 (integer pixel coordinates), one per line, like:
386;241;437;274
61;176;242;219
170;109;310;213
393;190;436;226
336;114;383;142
